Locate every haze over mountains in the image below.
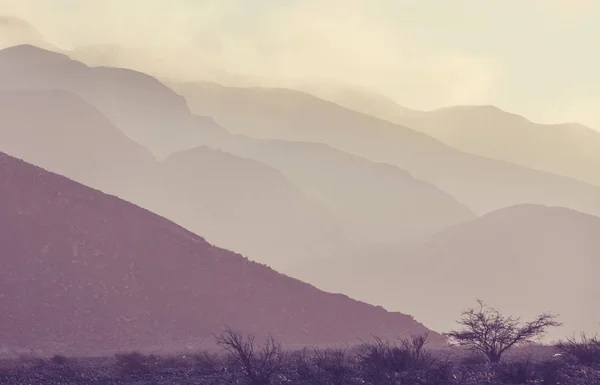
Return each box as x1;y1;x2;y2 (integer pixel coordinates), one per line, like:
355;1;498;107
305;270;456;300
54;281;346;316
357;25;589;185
0;15;56;51
303;85;600;189
0;89;155;195
137;146;352;269
0;14;599;354
0;44;478;258
0;82;347;270
290;204;600;343
177;82;600;217
184;125;476;245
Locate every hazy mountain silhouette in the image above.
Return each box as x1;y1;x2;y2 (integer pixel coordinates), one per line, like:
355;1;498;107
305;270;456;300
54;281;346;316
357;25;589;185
0;16;56;51
0;44;477;251
69;43;266;87
192;129;476;245
291;204;600;342
298;82;420;119
0;150;441;356
0;88;351;270
398;105;600;188
0;89;155;196
133;146;352;270
301;86;600;188
176;82;600;217
0;44;204;157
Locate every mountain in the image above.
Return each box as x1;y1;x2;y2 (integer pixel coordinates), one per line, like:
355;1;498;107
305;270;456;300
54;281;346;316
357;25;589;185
299;86;600;189
0;16;56;51
0;88;349;270
0;44;202;157
0;150;441;356
133;146;352;270
194;131;476;245
398;105;600;188
69;43;267;87
290;204;600;342
297;82;419;119
175;82;600;218
0;89;156;197
0;44;476;249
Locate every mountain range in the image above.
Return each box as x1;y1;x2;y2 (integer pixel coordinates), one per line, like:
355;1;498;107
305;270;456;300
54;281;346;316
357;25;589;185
0;44;479;262
176;82;600;218
0;86;348;270
300;84;600;189
0;31;599;350
0;150;440;356
290;204;600;342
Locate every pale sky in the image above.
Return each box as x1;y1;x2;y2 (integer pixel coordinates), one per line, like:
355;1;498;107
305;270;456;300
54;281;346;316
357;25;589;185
2;0;599;129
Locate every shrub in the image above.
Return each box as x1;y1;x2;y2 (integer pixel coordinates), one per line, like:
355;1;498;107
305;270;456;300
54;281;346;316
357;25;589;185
215;327;286;385
312;347;357;385
192;351;222;375
114;351;159;375
556;334;600;366
493;357;536;384
50;354;69;366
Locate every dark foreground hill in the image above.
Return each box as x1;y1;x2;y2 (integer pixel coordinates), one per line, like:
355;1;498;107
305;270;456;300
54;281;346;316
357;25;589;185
0;151;440;356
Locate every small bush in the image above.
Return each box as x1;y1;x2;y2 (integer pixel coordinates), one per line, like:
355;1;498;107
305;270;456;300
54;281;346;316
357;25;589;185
50;354;69;366
556;334;600;366
114;351;159;375
192;351;222;375
312;347;357;385
494;357;536;384
289;349;319;385
536;359;568;385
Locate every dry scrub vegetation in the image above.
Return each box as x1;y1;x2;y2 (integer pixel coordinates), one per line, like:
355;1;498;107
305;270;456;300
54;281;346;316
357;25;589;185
1;302;597;384
0;331;598;385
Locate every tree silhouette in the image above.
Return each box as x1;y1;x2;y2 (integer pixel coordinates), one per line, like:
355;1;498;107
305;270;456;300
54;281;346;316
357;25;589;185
444;300;561;363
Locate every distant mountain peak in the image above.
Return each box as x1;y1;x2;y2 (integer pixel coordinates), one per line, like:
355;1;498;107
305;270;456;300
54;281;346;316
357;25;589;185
0;43;69;61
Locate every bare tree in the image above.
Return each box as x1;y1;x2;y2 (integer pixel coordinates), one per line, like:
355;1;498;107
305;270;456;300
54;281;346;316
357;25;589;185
444;300;562;363
215;326;285;385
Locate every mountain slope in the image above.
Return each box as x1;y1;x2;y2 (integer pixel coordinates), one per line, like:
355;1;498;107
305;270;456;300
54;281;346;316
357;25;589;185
69;43;263;87
0;89;348;269
194;130;476;244
297;82;419;120
291;204;600;342
0;150;441;356
0;89;156;197
135;146;352;270
176;82;600;217
399;105;600;188
301;86;600;188
0;44;202;157
0;45;477;249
